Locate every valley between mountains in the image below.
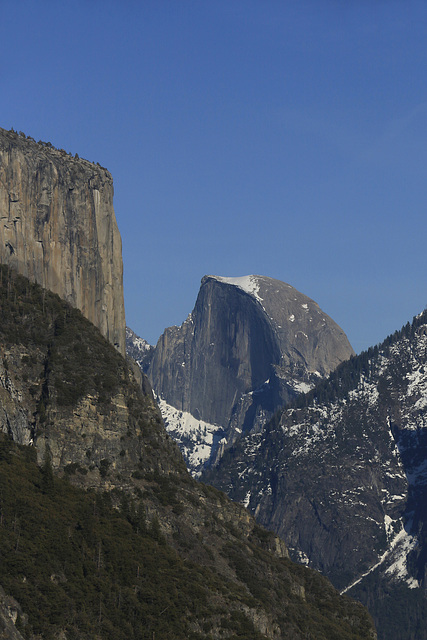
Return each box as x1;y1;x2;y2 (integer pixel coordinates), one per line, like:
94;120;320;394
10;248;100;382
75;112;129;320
0;127;377;639
4;123;427;640
5;123;427;640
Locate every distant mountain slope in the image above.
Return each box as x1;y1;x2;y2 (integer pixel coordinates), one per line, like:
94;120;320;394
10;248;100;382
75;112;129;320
125;326;154;370
0;265;376;640
129;274;354;474
203;310;427;639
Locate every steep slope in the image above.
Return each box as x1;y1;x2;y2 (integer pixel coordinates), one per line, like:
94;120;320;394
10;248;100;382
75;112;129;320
204;311;427;639
0;263;184;478
0;265;376;640
132;274;354;474
126;326;154;370
0;128;125;354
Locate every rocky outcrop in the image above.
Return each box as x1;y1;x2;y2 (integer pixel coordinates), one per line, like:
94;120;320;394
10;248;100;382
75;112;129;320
0;128;125;355
0;586;26;640
0;265;183;481
136;274;354;473
126;326;154;371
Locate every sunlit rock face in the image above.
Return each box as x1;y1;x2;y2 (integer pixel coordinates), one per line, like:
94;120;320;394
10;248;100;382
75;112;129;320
0;128;125;355
134;274;354;473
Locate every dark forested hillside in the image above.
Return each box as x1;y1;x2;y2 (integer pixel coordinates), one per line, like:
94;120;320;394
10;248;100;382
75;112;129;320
0;265;376;640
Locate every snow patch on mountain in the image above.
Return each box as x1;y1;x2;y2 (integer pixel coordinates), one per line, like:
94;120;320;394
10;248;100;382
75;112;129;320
290;380;313;394
126;327;152;351
156;396;223;476
211;275;263;305
384;520;419;588
243;491;251;508
342;516;419;594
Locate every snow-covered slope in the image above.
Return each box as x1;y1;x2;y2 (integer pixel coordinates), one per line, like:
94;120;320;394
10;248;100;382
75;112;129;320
212;275;264;304
204;311;427;639
156;396;223;475
126;326;154;371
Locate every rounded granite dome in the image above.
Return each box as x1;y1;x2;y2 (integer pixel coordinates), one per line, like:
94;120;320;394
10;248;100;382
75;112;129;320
146;274;354;474
204;274;354;376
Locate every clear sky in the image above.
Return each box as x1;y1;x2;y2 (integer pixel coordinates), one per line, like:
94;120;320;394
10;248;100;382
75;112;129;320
1;0;426;353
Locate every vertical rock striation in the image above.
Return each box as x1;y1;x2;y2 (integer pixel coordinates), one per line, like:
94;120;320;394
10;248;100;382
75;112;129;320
138;274;354;473
0;128;125;355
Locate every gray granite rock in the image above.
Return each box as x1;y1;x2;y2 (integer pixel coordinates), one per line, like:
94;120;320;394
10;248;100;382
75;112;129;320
140;274;354;472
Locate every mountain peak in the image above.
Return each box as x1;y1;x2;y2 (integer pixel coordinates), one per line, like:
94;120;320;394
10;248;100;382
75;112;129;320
131;274;354;474
204;274;265;303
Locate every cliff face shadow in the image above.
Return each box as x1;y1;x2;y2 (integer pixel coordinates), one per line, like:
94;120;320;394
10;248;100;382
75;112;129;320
395;426;427;496
394;425;427;584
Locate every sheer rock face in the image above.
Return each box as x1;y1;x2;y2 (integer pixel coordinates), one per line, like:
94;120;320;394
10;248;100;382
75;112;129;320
0;128;125;355
144;275;354;472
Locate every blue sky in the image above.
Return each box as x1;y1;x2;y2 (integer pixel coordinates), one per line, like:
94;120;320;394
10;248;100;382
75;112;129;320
1;1;427;353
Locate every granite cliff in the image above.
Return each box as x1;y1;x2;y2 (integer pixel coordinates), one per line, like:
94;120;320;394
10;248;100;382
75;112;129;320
132;274;354;473
0;128;125;355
